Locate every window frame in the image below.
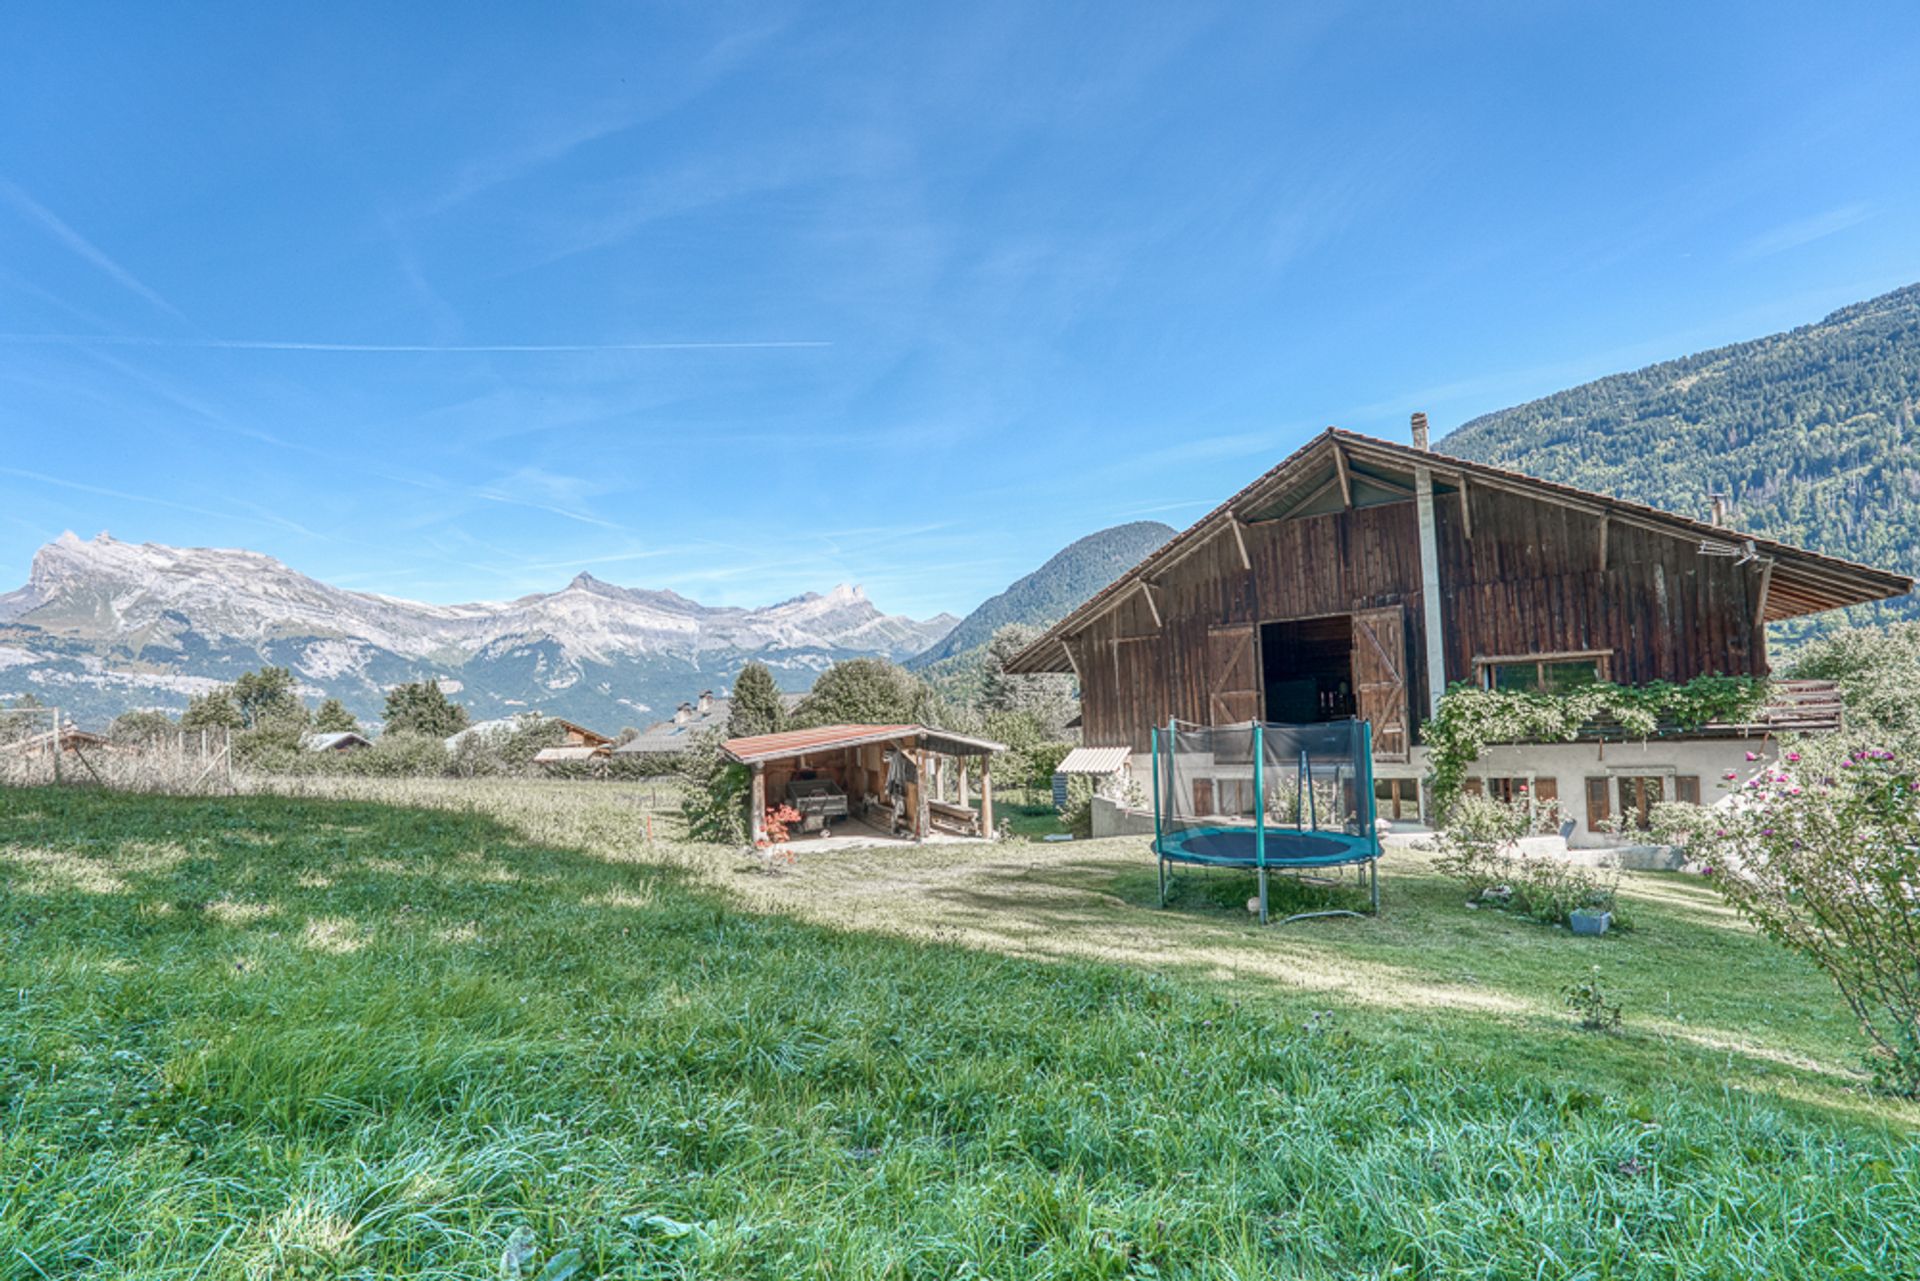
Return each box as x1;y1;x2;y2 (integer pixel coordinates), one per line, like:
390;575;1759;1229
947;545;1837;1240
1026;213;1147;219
1473;649;1613;695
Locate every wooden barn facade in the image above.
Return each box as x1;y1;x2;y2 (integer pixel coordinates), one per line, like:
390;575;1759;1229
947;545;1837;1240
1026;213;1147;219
1008;418;1911;841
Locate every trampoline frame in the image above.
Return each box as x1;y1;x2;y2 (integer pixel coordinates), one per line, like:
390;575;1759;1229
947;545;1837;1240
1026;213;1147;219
1152;718;1382;925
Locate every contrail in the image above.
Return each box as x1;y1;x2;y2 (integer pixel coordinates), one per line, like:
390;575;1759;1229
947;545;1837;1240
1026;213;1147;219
0;333;830;352
0;184;191;322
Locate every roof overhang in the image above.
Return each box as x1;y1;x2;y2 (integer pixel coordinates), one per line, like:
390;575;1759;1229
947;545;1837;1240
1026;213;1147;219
722;723;1006;765
1006;427;1914;674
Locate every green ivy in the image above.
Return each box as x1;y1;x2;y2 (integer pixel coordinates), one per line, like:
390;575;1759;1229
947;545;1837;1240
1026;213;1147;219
1422;674;1771;818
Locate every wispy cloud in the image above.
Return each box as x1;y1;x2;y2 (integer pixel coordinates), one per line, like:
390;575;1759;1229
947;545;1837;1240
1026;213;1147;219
1737;203;1875;260
0;464;274;531
0;183;189;322
0;333;829;353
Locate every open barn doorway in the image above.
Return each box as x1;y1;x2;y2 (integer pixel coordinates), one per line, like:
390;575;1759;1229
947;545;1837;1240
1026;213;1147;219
1260;615;1356;724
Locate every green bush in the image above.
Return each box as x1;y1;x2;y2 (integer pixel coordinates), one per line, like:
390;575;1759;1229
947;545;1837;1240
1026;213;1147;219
1430;795;1623;928
676;729;749;845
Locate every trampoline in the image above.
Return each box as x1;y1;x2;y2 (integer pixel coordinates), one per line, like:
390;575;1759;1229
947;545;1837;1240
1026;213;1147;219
1152;718;1383;924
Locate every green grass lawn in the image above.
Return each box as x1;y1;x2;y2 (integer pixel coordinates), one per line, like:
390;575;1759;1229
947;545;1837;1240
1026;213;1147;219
2;784;1917;1278
996;786;1071;840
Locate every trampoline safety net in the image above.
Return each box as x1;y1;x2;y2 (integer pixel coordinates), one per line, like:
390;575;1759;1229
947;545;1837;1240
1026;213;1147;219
1152;718;1382;923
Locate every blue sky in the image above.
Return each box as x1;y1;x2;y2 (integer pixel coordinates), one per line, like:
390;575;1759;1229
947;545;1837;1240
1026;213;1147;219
4;3;1919;619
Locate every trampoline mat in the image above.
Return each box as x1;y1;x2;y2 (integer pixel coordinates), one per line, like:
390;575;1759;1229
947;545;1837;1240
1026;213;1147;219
1158;825;1377;869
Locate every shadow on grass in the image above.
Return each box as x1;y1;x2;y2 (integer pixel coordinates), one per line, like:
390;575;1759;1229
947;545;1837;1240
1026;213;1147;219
4;786;1909;1137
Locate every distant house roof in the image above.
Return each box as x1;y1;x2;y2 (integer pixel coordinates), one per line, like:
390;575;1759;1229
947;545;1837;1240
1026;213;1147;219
1;725;111;754
302;731;371;752
533;744;609;764
553;719;616;747
722;723;1006;765
613;693;731;756
1055;746;1132;775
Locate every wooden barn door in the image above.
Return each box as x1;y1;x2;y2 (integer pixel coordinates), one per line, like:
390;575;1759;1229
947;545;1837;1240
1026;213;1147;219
1352;606;1410;762
1206;623;1261;725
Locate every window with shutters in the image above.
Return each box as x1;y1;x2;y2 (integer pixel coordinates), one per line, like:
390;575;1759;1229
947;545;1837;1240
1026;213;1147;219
1470;775;1561;833
1374;777;1421;822
1615;775;1665;830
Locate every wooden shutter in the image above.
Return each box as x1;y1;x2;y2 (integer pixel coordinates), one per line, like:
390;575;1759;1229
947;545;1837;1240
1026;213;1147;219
1206;623;1261;725
1351;606;1410;762
1531;777;1558;803
1585;777;1610;831
1462;777;1484;796
1675;775;1701;805
1192;778;1215;815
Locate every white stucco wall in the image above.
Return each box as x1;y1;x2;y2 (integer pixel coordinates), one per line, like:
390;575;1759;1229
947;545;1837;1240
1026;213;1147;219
1124;736;1774;850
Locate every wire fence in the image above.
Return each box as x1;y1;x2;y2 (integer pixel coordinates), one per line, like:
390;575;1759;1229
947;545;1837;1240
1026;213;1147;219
0;708;235;795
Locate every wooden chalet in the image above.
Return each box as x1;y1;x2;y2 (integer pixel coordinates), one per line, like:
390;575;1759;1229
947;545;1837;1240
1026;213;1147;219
531;719;617;765
722;723;1005;845
1008;416;1912;840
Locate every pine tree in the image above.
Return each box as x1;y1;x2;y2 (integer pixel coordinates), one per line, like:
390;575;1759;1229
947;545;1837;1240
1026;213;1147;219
232;667;304;729
181;688;244;730
383;679;470;739
313;698;360;734
728;662;785;738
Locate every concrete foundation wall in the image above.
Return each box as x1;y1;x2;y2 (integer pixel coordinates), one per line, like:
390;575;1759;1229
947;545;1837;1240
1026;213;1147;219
1121;736;1774;851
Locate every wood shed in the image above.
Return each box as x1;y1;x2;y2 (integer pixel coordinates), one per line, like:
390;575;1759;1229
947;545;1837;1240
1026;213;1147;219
722;724;1005;845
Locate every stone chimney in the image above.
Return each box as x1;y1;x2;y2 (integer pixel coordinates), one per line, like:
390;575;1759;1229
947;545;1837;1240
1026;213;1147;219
1410;411;1430;451
1708;493;1729;526
697;690;713;714
673;702;693;726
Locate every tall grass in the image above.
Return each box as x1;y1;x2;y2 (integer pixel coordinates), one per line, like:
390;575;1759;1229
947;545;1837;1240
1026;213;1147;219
1;786;1915;1278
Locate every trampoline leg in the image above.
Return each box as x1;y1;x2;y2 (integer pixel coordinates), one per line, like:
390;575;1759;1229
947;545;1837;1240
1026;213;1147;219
1258;866;1269;926
1370;858;1380;914
1158;855;1167;908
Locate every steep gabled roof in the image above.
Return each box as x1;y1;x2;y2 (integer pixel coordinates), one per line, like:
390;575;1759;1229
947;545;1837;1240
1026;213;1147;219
1007;427;1914;674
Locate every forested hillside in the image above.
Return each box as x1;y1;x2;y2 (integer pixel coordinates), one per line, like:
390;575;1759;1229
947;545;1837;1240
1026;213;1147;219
908;521;1174;668
1444;283;1920;635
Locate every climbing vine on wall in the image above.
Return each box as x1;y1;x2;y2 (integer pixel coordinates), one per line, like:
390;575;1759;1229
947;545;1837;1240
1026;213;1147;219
1423;675;1772;818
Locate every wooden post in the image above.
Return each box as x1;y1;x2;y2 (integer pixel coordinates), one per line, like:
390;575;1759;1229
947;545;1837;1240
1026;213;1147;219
1414;465;1447;719
51;708;62;785
749;763;766;845
980;754;994;838
915;746;930;842
958;761;970;809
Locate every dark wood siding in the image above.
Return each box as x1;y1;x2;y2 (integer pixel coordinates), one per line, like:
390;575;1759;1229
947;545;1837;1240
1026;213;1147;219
1073;481;1770;752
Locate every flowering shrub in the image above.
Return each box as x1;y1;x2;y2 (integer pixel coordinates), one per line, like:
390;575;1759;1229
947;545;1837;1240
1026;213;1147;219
1424;675;1770;818
1429;795;1624;927
1664;737;1920;1096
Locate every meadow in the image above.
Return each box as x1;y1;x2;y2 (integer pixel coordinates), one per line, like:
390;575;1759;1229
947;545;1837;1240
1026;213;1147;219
2;779;1916;1278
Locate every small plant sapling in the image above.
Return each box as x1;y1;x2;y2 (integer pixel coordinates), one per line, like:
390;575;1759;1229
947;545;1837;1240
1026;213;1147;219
1563;966;1624;1031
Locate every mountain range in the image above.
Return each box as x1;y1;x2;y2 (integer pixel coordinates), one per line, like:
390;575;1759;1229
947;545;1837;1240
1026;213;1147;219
0;533;957;729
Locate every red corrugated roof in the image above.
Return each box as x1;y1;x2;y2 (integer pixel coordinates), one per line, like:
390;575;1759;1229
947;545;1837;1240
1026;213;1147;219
722;724;920;763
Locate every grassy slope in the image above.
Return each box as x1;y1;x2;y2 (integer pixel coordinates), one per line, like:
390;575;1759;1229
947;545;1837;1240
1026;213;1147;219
1;783;1916;1279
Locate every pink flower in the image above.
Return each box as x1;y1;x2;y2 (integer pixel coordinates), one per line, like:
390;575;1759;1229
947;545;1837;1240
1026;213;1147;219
1745;751;1760;762
1785;751;1800;763
1722;771;1737;781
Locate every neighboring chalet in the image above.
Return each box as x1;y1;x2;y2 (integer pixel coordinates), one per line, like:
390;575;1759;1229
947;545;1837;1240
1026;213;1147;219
1;724;110;756
613;690;729;761
531;719;617;766
1007;416;1912;846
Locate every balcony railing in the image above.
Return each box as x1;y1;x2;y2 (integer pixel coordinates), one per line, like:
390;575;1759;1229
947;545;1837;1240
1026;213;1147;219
1575;678;1842;741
